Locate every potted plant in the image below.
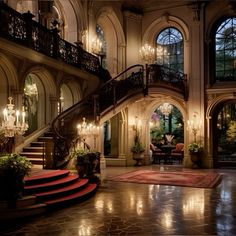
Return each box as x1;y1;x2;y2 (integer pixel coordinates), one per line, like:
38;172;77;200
131;131;145;166
188;142;203;168
73;148;100;181
0;154;32;207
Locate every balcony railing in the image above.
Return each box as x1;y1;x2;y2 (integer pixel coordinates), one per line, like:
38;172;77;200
146;64;188;100
0;3;100;75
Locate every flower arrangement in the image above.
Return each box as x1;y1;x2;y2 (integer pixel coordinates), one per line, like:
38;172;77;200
0;153;32;176
188;142;203;154
165;134;174;143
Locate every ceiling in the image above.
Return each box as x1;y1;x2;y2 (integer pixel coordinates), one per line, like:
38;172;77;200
98;0;206;13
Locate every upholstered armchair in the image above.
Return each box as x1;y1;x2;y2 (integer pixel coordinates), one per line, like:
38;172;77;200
171;143;184;164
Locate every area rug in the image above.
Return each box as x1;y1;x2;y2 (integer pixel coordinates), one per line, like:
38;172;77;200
108;170;222;188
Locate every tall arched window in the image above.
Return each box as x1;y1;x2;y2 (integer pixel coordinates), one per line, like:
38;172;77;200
215;18;236;82
156;27;183;72
96;24;107;68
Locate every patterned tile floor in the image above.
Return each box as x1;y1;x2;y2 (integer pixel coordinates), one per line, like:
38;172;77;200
1;165;236;236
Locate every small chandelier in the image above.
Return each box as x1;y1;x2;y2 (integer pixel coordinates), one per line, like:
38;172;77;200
77;117;99;140
159;103;173;116
1;97;28;137
139;43;155;64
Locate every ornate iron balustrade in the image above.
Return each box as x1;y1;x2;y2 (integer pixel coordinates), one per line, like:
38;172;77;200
147;64;188;100
0;3;100;75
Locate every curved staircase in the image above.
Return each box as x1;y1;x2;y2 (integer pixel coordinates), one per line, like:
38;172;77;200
0;169;98;221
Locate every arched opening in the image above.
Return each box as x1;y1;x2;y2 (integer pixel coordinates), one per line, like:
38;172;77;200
60;84;73;113
23;73;45;136
150;103;184;165
96;7;126;75
213;100;236;168
103;113;121;157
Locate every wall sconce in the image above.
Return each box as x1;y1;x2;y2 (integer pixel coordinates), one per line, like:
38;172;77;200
91;37;102;55
187;113;202;142
1;97;28;137
133;116;142;132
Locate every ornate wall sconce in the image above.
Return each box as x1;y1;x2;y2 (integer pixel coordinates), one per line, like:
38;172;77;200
187;113;202;142
133;116;142;132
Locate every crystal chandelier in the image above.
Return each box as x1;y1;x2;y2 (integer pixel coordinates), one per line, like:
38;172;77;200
159;103;173;116
77;117;100;149
1;97;28;137
139;43;155;64
77;117;99;140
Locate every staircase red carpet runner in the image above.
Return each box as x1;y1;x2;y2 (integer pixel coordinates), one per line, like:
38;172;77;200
24;169;98;207
0;169;98;221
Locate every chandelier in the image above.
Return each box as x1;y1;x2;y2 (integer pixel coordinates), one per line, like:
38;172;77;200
139;43;155;64
77;117;100;149
159;103;173;116
77;117;100;139
1;97;28;137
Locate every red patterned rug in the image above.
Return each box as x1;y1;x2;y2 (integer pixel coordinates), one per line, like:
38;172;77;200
108;170;222;188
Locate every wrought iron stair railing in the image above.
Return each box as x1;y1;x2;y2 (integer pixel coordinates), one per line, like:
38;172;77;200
51;64;145;167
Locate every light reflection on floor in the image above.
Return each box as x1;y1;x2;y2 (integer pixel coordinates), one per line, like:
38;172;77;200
1;165;236;236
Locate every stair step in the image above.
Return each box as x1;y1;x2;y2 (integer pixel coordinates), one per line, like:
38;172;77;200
44;183;97;206
0;196;37;209
24;170;70;185
43;132;54;137
20;152;44;158
31;141;44;147
34;179;89;201
0;203;47;221
38;137;54;142
24;174;79;194
26;158;44;165
23;146;44;152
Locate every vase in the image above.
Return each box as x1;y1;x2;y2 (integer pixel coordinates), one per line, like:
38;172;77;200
0;171;25;208
76;164;88;178
190;153;201;168
133;153;144;166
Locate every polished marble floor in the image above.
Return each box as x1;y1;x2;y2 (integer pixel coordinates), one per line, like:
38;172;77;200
1;165;236;236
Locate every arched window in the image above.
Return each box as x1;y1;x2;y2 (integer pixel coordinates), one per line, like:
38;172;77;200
215;18;236;82
156;27;183;72
95;24;107;68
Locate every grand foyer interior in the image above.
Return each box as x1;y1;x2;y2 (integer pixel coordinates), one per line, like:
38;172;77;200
0;0;236;170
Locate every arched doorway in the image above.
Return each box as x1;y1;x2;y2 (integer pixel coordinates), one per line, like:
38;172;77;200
150;103;184;164
23;74;44;135
213;100;236;168
59;84;73;113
